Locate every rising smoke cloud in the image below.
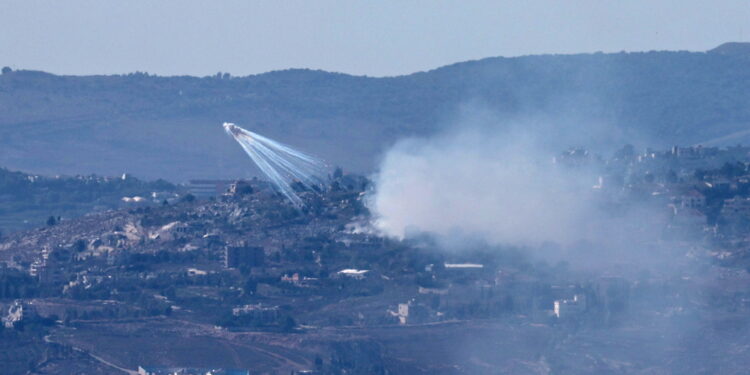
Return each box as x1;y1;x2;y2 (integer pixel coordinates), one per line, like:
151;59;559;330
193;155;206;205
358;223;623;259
366;111;667;265
369;127;592;245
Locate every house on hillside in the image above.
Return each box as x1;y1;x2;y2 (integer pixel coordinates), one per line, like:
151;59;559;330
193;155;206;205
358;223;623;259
2;300;25;328
396;300;429;325
679;189;706;209
231;303;280;324
554;294;587;319
224;245;265;269
335;268;369;280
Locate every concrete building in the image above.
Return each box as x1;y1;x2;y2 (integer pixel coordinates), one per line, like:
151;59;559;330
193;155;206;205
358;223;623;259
335;269;369;280
31;246;71;285
553;294;587;319
397;300;429;325
2;300;25;328
232;303;280;324
225;245;265;269
227;180;254;196
679;190;706;209
444;263;484;270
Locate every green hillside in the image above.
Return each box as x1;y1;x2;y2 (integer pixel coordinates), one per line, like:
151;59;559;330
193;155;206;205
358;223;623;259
1;43;749;181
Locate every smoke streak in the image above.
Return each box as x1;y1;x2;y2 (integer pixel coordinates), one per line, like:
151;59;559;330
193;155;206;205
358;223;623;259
223;122;327;207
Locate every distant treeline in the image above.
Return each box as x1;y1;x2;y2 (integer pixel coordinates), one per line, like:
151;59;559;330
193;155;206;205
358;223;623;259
0;167;177;233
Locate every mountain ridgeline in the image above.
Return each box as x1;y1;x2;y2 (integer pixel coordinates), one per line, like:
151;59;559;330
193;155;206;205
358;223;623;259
1;43;749;181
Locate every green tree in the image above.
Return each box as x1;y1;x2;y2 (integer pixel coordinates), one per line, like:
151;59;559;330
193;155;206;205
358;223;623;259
280;316;296;332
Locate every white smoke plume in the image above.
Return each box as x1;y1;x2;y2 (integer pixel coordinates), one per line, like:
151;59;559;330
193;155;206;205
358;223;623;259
367;115;667;264
224;122;327;207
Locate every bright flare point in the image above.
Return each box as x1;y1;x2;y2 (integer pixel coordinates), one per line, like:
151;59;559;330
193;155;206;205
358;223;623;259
223;122;327;207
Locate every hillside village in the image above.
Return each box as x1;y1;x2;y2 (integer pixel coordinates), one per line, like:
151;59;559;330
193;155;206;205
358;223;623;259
4;145;750;373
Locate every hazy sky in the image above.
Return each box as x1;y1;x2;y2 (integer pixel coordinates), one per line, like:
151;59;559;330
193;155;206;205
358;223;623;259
2;1;749;77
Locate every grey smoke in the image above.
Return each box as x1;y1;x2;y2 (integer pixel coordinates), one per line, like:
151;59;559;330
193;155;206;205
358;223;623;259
367;111;670;268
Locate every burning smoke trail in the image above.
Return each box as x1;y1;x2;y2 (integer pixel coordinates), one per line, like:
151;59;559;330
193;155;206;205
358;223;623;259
223;122;327;207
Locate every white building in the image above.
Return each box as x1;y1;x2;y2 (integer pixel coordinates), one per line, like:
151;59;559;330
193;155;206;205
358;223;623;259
2;300;25;328
336;269;369;280
397;300;429;325
553;294;586;319
680;190;706;209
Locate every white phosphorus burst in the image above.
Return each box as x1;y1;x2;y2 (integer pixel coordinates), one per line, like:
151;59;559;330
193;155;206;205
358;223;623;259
223;122;327;207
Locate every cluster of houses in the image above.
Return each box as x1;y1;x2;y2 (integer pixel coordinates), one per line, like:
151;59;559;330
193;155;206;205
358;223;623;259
561;145;750;239
4;149;750;336
391;261;632;326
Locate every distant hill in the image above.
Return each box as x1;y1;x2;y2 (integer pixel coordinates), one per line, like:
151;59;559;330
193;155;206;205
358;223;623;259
0;168;176;232
1;43;750;181
709;42;750;56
